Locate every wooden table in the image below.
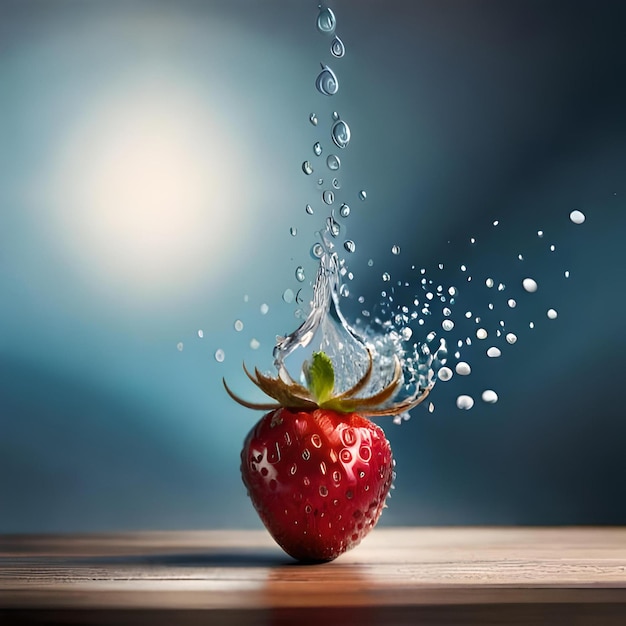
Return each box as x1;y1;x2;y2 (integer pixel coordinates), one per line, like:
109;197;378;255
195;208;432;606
2;528;626;625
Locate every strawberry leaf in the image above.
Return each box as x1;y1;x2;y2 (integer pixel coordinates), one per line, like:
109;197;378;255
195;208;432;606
304;351;335;405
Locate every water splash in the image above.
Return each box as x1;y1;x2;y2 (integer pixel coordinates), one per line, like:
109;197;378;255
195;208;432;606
217;3;588;420
273;248;446;404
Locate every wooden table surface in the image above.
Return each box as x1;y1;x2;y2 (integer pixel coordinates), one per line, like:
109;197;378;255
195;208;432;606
2;527;626;625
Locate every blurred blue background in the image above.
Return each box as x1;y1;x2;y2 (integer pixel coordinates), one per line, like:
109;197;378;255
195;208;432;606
1;0;625;532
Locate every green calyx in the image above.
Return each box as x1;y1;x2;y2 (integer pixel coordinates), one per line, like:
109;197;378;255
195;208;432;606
223;348;433;417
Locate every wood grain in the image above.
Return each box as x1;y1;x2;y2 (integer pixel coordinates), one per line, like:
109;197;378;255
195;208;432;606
2;528;626;624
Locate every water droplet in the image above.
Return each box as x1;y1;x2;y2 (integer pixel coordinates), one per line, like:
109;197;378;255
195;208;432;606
309;112;318;126
316;6;336;34
438;367;453;381
326;215;340;237
442;319;455;331
214;348;225;362
529;321;535;329
332;177;340;189
485;278;494;288
331;119;351;148
330;35;345;58
302;160;314;175
518;254;524;261
295;266;306;282
476;328;488;340
456;395;474;410
448;286;457;297
340;428;356;446
311;243;324;258
470;237;476;244
537;230;544;238
550;244;556;252
455;362;471;375
564;270;570;278
358;190;367;201
547;308;558;319
290;226;297;236
305;204;314;215
382;272;391;282
260;303;269;315
339;203;350;217
283;288;294;303
313;142;322;156
316;64;339;96
322;189;335;205
177;342;184;352
428;402;435;413
506;333;517;344
234;319;244;332
493;220;500;226
570;209;586;224
522;278;538;293
344;239;355;253
197;330;204;339
317;177;323;186
482;389;498;404
401;327;412;341
507;299;516;308
326;154;340;170
250;338;260;350
487;347;501;358
391;244;401;255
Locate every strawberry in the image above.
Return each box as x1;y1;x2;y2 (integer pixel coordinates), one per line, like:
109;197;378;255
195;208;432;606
224;350;431;562
240;407;393;562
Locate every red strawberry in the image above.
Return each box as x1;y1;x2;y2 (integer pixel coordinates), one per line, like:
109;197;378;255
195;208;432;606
224;350;430;562
241;407;393;562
